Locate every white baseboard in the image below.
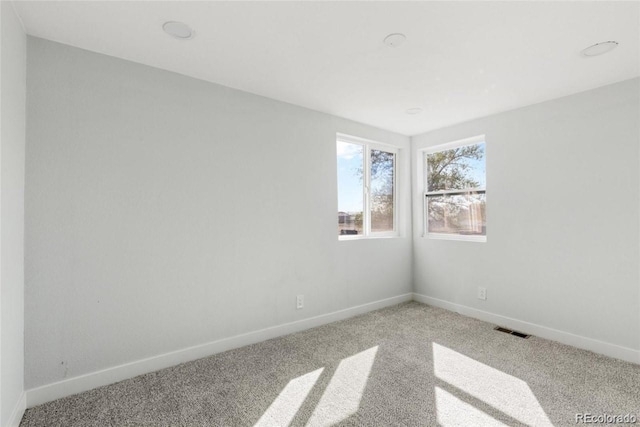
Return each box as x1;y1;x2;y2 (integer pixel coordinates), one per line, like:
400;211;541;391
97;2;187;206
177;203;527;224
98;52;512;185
26;293;413;408
413;292;640;365
7;392;26;427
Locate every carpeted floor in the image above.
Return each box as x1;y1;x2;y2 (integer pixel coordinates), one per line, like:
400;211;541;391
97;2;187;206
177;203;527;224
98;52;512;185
20;302;640;426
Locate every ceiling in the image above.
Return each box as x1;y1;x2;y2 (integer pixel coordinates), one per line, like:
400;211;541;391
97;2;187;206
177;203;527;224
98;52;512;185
13;1;640;136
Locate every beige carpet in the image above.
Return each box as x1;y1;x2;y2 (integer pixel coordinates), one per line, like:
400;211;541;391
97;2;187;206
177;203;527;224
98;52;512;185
20;302;640;426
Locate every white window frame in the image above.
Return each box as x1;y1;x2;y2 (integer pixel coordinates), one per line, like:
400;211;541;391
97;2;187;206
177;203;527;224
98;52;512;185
337;133;399;240
420;135;486;243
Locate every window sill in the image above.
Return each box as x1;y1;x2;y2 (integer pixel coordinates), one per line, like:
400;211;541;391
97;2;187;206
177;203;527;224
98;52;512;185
339;234;400;241
424;233;486;243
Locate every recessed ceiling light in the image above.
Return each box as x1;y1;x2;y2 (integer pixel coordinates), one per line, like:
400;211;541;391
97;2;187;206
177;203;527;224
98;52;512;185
581;41;618;57
383;33;406;48
406;107;423;115
163;21;194;40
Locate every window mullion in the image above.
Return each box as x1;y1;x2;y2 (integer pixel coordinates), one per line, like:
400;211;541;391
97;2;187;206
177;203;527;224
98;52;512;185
393;153;397;233
364;145;372;236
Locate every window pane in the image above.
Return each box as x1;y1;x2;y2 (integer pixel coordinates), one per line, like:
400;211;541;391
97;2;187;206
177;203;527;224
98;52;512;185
337;141;364;236
370;149;395;233
426;143;485;192
427;193;486;236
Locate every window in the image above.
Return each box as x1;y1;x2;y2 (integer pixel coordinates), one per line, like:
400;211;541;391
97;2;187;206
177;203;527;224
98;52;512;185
337;134;397;239
423;136;486;241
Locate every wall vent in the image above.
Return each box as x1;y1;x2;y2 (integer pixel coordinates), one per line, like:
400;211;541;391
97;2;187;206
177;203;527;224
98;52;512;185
494;326;531;339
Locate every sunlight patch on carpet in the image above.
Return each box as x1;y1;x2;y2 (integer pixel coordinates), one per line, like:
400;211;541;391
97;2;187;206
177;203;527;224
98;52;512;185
305;346;378;426
254;368;324;427
433;342;553;427
435;387;509;427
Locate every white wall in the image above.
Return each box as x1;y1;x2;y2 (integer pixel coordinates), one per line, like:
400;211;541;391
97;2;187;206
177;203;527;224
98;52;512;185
412;78;640;359
24;37;412;391
0;2;27;426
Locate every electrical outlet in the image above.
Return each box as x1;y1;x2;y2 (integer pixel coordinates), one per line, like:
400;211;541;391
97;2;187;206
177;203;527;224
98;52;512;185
296;295;304;309
477;287;487;300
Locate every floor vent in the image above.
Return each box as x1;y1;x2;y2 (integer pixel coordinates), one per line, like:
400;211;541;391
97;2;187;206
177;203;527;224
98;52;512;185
494;326;531;339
